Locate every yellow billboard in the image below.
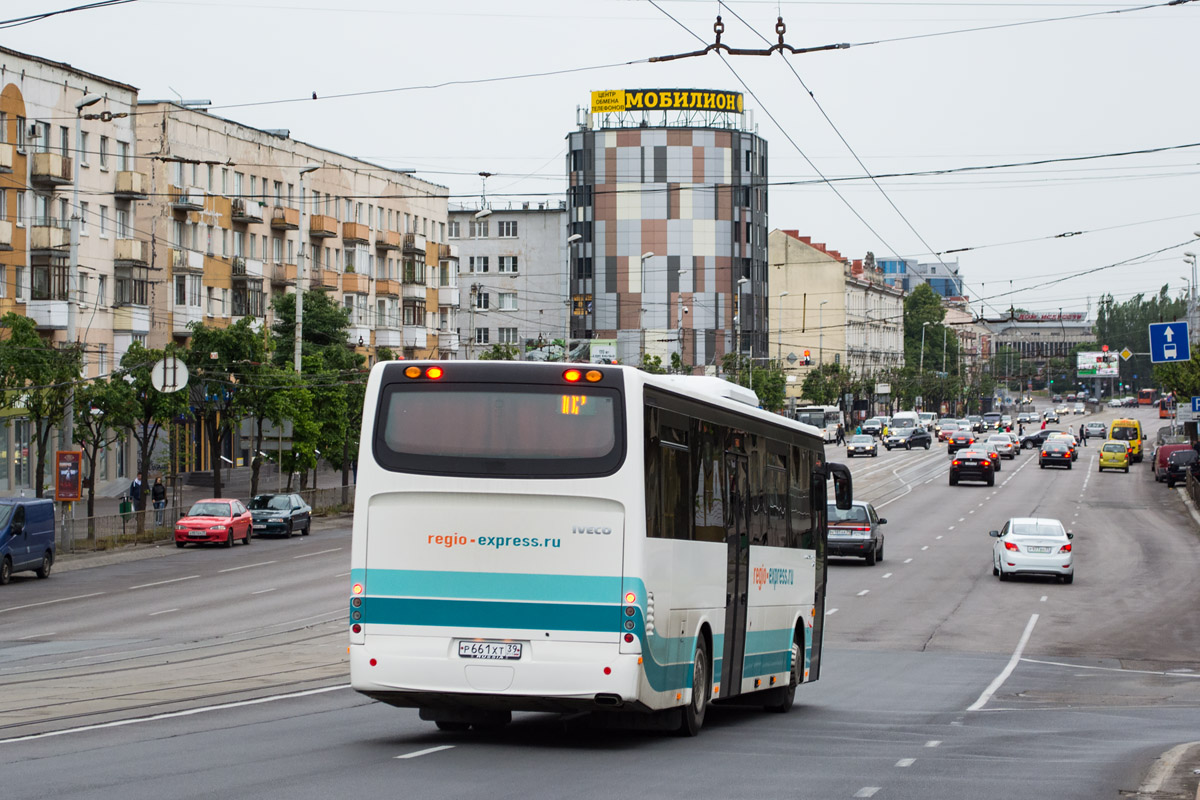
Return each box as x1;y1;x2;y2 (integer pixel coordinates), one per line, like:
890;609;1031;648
590;89;743;114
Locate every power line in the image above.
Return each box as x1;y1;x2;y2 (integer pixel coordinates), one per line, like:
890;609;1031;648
0;0;136;30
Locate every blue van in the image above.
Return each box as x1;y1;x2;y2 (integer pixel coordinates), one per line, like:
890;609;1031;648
0;498;55;585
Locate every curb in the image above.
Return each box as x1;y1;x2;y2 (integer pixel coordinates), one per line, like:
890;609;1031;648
53;512;353;573
1136;741;1200;799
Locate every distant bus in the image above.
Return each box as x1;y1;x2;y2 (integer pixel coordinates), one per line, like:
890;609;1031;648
1138;388;1156;406
792;405;844;442
1159;394;1176;419
350;361;852;735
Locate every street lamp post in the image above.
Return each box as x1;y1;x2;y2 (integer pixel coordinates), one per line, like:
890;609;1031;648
677;268;687;371
737;277;749;382
565;233;583;361
1184;253;1197;343
818;299;828;365
920;321;931;373
293;164;320;372
64;93;103;452
777;291;789;364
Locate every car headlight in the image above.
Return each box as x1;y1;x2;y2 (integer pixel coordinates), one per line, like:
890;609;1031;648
210;525;227;532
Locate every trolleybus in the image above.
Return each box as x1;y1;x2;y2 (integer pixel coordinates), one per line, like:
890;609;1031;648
349;361;851;735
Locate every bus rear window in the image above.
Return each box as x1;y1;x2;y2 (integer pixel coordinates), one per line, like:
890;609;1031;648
373;383;625;477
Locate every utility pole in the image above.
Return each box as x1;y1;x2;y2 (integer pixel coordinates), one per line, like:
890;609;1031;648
293;164;320;372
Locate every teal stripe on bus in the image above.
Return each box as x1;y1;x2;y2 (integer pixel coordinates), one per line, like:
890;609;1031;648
354;569;626;605
362;596;620;632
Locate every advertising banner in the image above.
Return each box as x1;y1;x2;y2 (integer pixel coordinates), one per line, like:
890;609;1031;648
591;89;744;114
1077;351;1118;378
56;450;82;501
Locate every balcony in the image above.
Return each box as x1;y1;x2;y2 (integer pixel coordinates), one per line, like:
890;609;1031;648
0;143;13;174
170;185;205;211
30;218;69;253
375;230;401;251
403;325;427;349
231;198;265;223
171;248;205;274
346;325;372;347
438;285;460;307
114;238;148;266
270;206;299;230
271;262;297;285
438;330;460;352
173;304;203;336
232;257;265;280
376;278;400;297
114;171;148;200
309;214;338;239
30;152;72;187
113;304;151;334
314;269;339;290
438;242;458;261
342;272;370;294
342;222;369;244
403;232;427;254
0;220;12;251
375;328;403;349
27;300;68;330
402;283;427;301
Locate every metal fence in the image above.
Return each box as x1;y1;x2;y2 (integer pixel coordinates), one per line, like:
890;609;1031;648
57;485;356;554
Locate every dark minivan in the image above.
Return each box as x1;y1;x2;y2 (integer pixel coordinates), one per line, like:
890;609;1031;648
0;498;55;584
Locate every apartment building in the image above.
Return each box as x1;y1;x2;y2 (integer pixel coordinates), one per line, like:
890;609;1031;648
134;102;450;361
449;202;568;359
0;46;140;493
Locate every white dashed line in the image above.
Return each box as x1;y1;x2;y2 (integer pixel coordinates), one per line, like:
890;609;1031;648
856;590;870;597
925;740;942;747
936;535;943;540
293;548;342;559
825;608;838;616
854;789;880;798
18;632;56;640
969;510;975;514
948;526;955;531
921;545;929;551
0;592;105;615
904;558;913;563
335;572;350;578
1040;595;1048;602
958;518;965;522
882;573;893;579
896;758;915;767
149;608;178;616
395;745;455;760
130;576;198;590
219;560;277;573
252;588;276;595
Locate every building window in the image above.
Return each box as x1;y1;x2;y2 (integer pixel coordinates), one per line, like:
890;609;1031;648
475;291;489;310
498;292;517;311
498;256;518;274
475;328;490;345
15;116;25;151
97;275;106;306
98;344;107;377
470;220;488;238
117;208;130;238
79;132;89;165
0;266;5;299
15;191;24;226
207;286;215;315
99;205;109;237
114;267;147;306
498;220;518;238
14;267;24;300
469;256;489;273
99;136;108;169
448;220;460;239
79;202;89;234
498;327;518;344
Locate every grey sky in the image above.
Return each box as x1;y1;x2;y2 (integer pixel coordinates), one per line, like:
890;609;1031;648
10;0;1200;323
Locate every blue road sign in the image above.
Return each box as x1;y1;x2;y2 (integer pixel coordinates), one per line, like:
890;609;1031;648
1148;321;1190;364
1191;396;1200;414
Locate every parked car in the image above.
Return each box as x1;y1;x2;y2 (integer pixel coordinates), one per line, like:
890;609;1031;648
1165;449;1200;488
991;517;1074;584
950;448;995;486
0;498;55;585
1153;443;1193;482
985;433;1017;460
1098;441;1130;473
174;499;253;548
248;493;313;537
826;500;886;565
846;434;878;458
1039;440;1073;469
883;427;933;451
1084;421;1107;440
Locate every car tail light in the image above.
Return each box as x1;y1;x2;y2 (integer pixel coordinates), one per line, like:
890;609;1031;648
1004;541;1020;551
951;460;960;466
1059;543;1072;553
989;451;998;459
1042;450;1049;457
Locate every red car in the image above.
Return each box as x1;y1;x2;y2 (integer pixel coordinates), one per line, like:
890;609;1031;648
174;498;253;548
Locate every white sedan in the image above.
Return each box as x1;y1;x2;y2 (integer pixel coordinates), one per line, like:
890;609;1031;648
990;517;1074;584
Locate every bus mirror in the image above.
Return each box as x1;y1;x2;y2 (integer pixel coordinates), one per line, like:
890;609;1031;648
828;462;853;510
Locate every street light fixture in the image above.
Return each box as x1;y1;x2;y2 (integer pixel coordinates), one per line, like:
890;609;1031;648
565;233;583;361
818;299;828;366
677;268;687;370
920;321;931;373
737;277;750;379
777;291;789;363
293;164;321;372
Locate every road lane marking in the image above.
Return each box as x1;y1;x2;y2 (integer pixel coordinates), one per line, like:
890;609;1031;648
969;510;975;514
968;613;1039;711
149;608;178;616
18;632;56;639
252;588;276;595
396;745;455;760
936;535;943;540
924;478;934;484
948;526;955;530
1021;658;1200;678
335;572;350;578
925;740;941;747
130;576;199;590
958;518;965;522
294;548;342;559
904;558;912;563
219;560;277;573
882;573;892;579
825;608;838;616
0;591;105;615
921;545;929;551
856;590;870;596
0;685;351;744
854;789;880;798
1040;595;1048;602
896;758;915;767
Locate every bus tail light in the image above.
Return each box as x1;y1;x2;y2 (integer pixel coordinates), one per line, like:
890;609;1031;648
352;623;361;634
426;366;444;379
352;583;363;595
564;369;582;382
585;370;603;382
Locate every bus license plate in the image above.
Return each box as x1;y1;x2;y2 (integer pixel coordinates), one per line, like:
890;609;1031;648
458;641;522;660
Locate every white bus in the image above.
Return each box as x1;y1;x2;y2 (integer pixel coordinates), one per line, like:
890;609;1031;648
792;405;844;443
349;361;852;735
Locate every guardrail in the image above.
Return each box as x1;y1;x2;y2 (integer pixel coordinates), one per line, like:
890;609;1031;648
1187;470;1200;509
57;485;356;554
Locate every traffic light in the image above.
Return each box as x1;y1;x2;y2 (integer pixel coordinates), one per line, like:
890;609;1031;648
802;349;811;366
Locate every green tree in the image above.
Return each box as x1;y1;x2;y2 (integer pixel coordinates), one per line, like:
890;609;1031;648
0;313;83;497
639;354;668;374
238;360;302;498
720;354;787;412
73;378;127;526
800;362;850;406
1096;287;1184;392
478;344;519;360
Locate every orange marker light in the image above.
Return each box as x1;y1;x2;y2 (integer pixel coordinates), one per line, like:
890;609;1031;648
404;366;421;378
563;369;582;382
625;592;636;603
352;583;363;595
585;370;602;382
425;366;444;379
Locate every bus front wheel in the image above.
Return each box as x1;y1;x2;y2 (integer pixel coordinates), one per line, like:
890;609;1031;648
677;638;710;736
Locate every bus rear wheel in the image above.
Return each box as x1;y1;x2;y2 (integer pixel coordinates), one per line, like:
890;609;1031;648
764;637;800;713
677;638;709;736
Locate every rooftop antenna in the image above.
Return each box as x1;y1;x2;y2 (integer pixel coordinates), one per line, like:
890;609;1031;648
478;172;492;212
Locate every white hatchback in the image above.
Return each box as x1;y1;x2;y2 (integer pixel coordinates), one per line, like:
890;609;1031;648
990;517;1074;584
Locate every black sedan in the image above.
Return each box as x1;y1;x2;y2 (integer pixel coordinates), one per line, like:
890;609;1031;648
1038;441;1073;469
947;429;976;454
949;448;994;486
883;427;933;451
248;493;313;537
1020;428;1064;450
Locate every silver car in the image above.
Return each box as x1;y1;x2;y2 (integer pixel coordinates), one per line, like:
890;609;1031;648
985;434;1017;460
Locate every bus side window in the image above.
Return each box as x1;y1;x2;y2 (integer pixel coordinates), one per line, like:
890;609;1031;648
646;407;692;541
790;447;814;549
748;434;769;546
766;449;788;548
693;421;727;543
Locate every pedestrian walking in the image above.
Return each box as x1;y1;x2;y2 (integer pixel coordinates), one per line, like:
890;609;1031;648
1079;423;1087;446
151;477;167;526
129;472;144;508
835;424;845;446
1040;418;1046;430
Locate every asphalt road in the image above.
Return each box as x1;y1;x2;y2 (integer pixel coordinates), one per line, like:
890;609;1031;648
1;403;1197;799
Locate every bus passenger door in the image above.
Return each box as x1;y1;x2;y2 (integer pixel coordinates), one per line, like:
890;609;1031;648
721;453;749;698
